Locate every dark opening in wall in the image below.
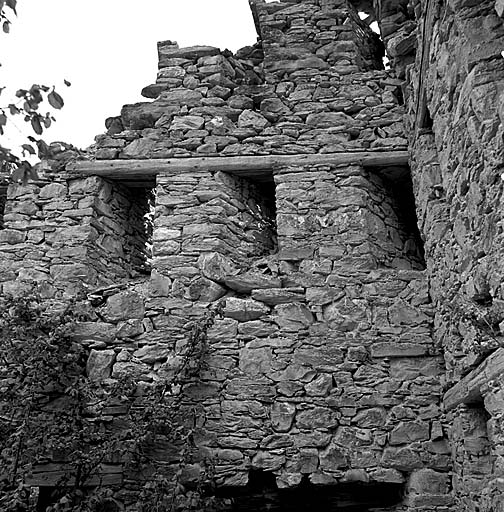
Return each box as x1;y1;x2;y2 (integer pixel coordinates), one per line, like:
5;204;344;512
372;165;426;270
352;0;418;78
37;487;121;512
419;102;434;132
36;487;54;511
124;184;155;274
91;178;155;281
0;183;6;230
452;404;492;506
227;172;278;257
218;471;404;511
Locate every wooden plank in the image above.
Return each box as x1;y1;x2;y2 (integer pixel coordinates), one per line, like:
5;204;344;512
66;151;410;180
444;348;504;411
415;0;436;132
26;463;123;487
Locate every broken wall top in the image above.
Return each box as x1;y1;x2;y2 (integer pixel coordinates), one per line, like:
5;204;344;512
90;0;406;163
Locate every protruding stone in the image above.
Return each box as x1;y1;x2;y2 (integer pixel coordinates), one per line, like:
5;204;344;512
198;252;239;282
224;297;270;322
274;303;314;331
251;451;285;471
224;273;281;293
239;346;272;375
389;421;431;445
133;345;171;364
103;291;145;322
251;288;305;305
87;349;116;381
238;109;269;130
408;469;450;494
158;44;220;61
73;322;116;344
271;402;296;432
170;115;205;131
319;441;348;472
297;407;339;430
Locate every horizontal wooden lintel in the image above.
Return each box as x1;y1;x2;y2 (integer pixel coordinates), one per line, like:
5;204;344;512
66;151;409;181
443;348;504;411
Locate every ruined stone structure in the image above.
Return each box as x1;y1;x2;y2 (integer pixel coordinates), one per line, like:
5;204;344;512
2;0;504;510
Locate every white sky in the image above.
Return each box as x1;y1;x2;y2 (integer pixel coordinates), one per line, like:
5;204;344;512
0;0;258;156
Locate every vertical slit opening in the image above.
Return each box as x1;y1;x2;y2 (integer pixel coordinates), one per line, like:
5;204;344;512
0;183;6;230
124;184;155;274
372;165;426;270
229;173;278;257
91;179;155;282
419;102;434;132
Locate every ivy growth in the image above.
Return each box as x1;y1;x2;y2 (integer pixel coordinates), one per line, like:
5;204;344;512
0;293;227;511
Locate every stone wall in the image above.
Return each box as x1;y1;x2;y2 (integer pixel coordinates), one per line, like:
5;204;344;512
70;205;450;511
91;0;406;162
7;0;504;509
0;183;6;230
275;164;424;269
0;173;153;298
405;0;504;509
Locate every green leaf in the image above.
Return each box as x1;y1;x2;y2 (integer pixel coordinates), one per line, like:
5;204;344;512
0;113;6;126
3;20;10;33
31;115;43;135
48;90;64;109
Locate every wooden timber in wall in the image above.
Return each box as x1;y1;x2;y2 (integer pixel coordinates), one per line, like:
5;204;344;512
66;151;410;183
444;348;504;411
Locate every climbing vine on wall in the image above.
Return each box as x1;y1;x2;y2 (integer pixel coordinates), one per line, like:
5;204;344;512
0;293;227;511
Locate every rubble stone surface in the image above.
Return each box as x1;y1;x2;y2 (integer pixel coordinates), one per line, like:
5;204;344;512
3;0;504;510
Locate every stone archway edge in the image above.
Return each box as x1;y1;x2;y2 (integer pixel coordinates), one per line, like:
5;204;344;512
66;150;410;179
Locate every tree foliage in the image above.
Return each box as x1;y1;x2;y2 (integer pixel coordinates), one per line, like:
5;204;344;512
0;0;70;182
0;293;227;511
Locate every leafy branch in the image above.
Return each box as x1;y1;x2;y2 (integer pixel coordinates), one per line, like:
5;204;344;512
0;0;70;183
0;0;17;33
0;293;226;511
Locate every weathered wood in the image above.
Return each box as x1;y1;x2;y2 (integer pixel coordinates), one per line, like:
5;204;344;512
26;463;123;487
67;151;410;181
444;348;504;411
415;0;436;132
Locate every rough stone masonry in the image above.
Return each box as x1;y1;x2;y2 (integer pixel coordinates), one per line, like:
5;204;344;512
2;0;504;510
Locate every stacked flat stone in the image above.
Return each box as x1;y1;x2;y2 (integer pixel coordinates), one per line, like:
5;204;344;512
406;0;504;510
92;0;406;161
3;0;504;510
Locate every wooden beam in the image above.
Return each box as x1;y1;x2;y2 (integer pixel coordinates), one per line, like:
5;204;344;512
444;348;504;411
25;463;123;487
415;0;435;133
66;151;409;180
